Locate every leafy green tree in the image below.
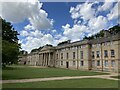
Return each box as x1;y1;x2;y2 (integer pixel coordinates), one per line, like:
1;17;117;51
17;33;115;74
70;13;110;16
2;18;20;66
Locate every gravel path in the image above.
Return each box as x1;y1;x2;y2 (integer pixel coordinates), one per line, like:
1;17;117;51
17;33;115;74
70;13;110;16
1;74;119;84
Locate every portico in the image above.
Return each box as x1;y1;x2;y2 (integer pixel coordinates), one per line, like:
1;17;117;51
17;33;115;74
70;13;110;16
38;45;55;67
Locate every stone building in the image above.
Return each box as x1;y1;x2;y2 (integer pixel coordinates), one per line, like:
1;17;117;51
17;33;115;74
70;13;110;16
18;50;28;65
26;32;120;72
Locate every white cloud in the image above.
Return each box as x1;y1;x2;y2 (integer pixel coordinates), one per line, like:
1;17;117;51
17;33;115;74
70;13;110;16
70;2;96;21
88;15;108;34
54;34;62;39
20;31;29;37
58;36;68;43
68;1;118;39
98;0;114;12
62;24;89;41
21;33;55;53
107;2;120;20
0;0;53;30
24;24;35;30
52;29;57;33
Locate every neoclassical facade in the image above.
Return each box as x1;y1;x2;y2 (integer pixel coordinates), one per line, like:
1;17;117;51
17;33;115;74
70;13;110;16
25;32;120;72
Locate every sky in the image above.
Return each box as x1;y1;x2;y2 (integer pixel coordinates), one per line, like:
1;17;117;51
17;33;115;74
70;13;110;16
0;0;120;53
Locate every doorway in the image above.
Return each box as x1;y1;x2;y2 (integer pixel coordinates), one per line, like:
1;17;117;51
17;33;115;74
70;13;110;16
66;62;69;68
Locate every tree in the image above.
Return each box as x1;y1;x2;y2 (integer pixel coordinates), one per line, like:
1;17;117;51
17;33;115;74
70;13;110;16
2;18;20;66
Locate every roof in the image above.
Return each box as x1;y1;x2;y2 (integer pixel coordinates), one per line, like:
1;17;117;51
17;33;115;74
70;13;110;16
41;45;55;51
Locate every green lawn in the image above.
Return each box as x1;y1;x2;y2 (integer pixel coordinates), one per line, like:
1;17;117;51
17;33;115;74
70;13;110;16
2;65;108;80
3;78;118;88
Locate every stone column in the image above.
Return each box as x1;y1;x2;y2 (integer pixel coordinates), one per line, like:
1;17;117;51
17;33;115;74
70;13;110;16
42;53;44;66
44;53;46;66
47;53;49;66
46;53;48;66
39;54;41;66
49;53;51;66
40;54;42;66
44;53;45;66
51;53;53;66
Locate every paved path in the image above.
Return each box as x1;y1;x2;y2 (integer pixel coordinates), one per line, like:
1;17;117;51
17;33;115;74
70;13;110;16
1;74;119;84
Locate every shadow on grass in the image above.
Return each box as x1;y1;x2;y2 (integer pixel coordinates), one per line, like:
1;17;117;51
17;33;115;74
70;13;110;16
2;66;19;70
111;75;120;79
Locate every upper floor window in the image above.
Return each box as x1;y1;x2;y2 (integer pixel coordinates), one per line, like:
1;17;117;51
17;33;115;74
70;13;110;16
92;44;96;47
66;53;69;59
56;54;58;59
81;45;86;48
73;52;75;59
80;51;83;59
103;42;107;46
92;51;94;58
96;51;100;58
96;44;101;47
111;50;115;57
104;50;108;57
66;47;70;50
61;53;63;59
71;47;75;50
110;42;113;45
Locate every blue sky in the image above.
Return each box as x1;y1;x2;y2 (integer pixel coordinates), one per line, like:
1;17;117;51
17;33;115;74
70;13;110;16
1;0;119;52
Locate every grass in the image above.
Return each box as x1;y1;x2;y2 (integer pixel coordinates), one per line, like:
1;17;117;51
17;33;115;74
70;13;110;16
2;65;108;80
3;78;118;88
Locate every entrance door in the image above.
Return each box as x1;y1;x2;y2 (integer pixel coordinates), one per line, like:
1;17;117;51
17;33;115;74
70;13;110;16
66;62;69;68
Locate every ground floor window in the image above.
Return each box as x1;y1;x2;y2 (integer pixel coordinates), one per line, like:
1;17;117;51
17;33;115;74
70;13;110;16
97;60;100;66
56;61;58;65
111;60;115;67
73;61;76;66
104;60;108;67
80;61;84;66
92;60;95;67
61;61;63;66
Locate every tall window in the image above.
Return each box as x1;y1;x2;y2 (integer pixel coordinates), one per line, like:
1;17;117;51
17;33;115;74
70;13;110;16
111;50;115;57
73;52;75;59
111;60;115;67
56;54;58;59
80;51;83;59
104;50;108;57
96;51;100;58
92;60;95;67
61;53;63;59
97;60;100;66
73;61;75;66
92;51;94;58
61;61;63;66
81;61;84;66
104;60;108;67
66;53;69;59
